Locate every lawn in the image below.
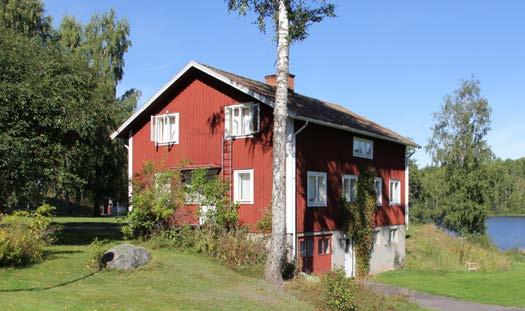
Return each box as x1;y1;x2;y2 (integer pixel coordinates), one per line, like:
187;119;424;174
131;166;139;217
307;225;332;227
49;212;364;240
376;224;525;308
0;219;312;311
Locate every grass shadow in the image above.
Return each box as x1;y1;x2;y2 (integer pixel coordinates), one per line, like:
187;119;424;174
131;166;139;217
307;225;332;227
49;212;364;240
0;271;99;292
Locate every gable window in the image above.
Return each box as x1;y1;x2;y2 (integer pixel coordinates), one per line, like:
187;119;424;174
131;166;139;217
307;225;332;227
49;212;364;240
300;238;314;257
374;177;383;206
151;113;179;145
353;137;373;159
307;171;327;207
342;175;358;203
225;103;260;137
388;228;398;243
233;169;254;204
318;237;331;255
389;179;401;205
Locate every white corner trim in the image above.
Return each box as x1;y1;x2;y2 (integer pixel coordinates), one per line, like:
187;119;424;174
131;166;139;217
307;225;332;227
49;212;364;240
128;129;133;211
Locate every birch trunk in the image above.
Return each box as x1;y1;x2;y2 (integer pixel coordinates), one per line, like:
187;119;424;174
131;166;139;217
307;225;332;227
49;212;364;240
264;0;289;285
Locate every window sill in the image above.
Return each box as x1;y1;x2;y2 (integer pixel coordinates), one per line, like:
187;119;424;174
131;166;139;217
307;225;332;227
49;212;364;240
225;134;255;140
155;141;179;146
234;200;254;205
389;202;401;207
353;153;373;160
307;203;327;208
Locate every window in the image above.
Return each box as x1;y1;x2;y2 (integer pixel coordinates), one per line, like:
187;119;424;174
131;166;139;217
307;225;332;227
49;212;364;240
353;137;373;159
389;179;401;205
318;237;331;255
373;230;381;246
307;171;327;207
233;169;254;204
300;238;314;257
225;103;259;137
151;113;179;145
374;177;383;206
198;205;216;225
342;175;358;202
183;169;220;204
154;173;171;195
388;228;398;243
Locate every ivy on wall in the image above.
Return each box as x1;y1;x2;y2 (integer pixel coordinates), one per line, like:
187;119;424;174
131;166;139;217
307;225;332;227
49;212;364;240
341;165;376;276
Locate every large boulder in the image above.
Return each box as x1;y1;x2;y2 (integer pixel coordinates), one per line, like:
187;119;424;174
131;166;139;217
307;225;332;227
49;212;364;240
101;244;151;270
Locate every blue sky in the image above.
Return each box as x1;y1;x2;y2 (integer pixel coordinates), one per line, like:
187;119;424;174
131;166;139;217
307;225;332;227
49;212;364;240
44;0;525;166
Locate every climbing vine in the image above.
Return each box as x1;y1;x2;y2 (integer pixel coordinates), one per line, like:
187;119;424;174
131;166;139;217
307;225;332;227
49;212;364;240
342;165;376;276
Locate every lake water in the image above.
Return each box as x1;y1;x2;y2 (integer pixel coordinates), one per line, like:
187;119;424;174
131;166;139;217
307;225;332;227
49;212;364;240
486;216;525;251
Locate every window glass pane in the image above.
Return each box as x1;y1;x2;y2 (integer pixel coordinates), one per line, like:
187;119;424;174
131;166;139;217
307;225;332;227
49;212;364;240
169;116;177;141
239;172;251;200
308;175;317;203
242;107;251;134
232;108;240;135
350;178;357;202
300;241;306;257
306;239;314;257
319;175;326;203
343;178;350;202
318;239;323;255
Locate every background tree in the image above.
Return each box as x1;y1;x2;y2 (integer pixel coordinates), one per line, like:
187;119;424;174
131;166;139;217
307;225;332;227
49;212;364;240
0;0;52;40
227;0;335;284
0;0;138;215
425;79;493;234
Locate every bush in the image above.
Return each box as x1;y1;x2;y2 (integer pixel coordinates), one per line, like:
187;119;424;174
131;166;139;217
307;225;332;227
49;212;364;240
122;162;185;239
256;206;272;234
88;238;109;270
0;204;56;267
148;226;267;274
321;268;357;311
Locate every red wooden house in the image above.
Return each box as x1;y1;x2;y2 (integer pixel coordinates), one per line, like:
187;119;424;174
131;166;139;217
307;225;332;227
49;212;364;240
111;61;418;276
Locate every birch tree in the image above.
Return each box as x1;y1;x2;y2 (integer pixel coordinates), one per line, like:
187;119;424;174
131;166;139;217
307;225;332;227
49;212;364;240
227;0;335;285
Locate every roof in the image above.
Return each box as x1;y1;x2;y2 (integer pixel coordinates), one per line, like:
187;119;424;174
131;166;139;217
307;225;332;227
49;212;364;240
111;61;418;147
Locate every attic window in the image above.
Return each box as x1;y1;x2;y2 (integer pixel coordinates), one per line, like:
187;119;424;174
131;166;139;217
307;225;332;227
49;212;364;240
151;113;179;145
225;103;259;138
353;137;373;159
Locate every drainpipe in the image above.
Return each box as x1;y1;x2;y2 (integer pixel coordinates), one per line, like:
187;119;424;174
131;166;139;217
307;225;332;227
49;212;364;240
289;120;308;259
405;146;416;230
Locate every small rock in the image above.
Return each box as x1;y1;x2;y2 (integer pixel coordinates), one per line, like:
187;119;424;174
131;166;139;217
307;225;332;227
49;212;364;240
102;244;151;270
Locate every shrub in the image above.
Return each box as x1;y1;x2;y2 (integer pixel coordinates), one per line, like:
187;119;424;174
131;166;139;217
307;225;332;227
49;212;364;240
122;162;185;239
148;226;267;274
321;268;357;311
187;169;238;230
256;206;272;234
0;204;56;267
88;238;109;270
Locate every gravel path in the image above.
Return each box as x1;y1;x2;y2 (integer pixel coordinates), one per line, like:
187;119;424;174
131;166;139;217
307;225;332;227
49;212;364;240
368;282;524;311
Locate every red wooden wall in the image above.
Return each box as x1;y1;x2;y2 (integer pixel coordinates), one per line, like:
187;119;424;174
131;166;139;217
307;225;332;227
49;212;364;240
295;121;406;234
130;70;273;229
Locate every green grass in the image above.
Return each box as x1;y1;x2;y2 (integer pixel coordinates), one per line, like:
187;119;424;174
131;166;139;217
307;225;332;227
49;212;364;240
0;227;312;310
376;224;525;308
52;216;124;224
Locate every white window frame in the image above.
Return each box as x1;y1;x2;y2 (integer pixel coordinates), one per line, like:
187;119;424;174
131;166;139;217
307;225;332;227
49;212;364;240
300;238;314;257
307;171;327;207
233;169;254;204
151;113;179;145
374;177;383;206
317;237;331;255
389;179;401;206
353;137;374;159
388;227;398;244
224;103;260;138
342;174;358;203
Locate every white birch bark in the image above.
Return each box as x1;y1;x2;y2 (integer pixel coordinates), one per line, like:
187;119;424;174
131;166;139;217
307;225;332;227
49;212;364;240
264;0;289;285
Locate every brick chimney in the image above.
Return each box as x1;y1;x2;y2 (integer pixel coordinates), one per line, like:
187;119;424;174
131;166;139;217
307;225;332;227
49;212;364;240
264;73;295;91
